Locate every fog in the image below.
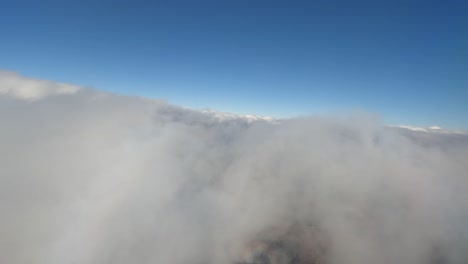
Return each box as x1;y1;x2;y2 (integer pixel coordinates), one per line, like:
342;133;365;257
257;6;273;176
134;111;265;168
1;71;467;264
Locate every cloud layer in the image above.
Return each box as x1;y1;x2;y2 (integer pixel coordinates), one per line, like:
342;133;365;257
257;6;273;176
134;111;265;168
1;72;468;264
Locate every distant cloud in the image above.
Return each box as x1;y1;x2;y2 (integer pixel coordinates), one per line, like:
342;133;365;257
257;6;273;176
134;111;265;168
1;71;467;264
0;70;80;100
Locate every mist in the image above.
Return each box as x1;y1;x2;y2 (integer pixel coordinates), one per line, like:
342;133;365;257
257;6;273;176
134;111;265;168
1;71;467;264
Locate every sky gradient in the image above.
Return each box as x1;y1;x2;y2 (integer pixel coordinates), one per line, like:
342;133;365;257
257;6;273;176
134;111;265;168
1;0;467;128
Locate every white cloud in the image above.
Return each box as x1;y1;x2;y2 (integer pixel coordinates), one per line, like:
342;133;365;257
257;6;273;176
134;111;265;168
1;71;468;264
394;125;468;135
0;70;81;100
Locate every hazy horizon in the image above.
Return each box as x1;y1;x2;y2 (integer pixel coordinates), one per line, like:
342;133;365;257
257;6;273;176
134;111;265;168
1;1;467;128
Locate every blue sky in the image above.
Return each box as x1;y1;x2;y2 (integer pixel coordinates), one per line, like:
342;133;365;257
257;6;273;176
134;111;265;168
1;0;467;128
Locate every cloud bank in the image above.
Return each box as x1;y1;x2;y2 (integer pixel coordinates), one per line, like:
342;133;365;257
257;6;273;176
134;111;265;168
1;71;468;264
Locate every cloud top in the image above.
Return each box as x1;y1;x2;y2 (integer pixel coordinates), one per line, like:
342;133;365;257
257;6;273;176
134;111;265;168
0;70;81;100
1;71;467;264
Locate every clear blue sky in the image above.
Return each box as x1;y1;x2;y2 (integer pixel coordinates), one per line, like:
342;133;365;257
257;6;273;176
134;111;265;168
1;0;467;128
